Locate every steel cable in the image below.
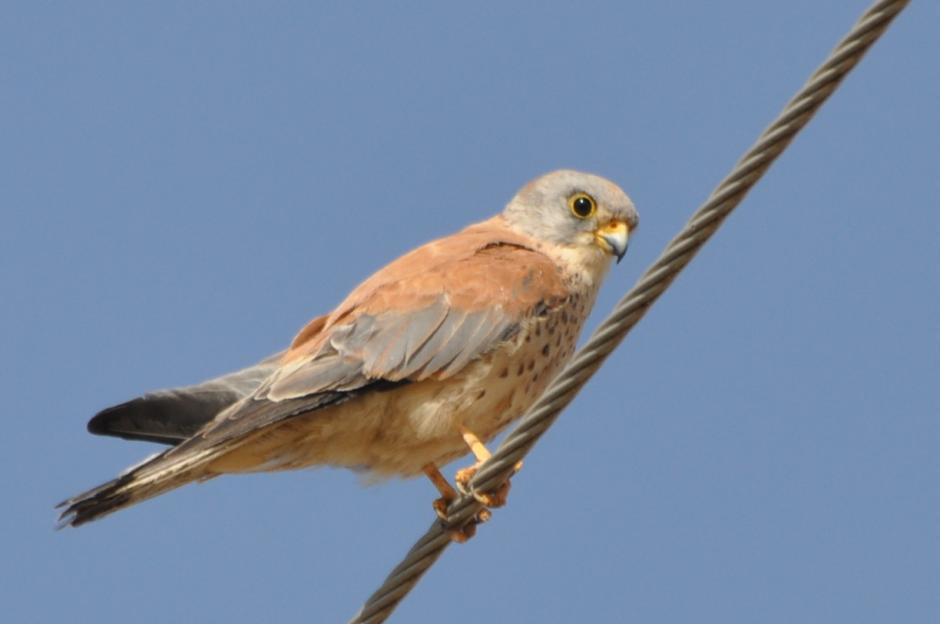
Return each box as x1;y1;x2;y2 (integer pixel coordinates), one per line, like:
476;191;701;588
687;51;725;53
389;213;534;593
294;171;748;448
349;2;910;622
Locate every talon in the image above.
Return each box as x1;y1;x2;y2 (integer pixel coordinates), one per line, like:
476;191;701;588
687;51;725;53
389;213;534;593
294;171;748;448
432;496;491;543
476;481;511;508
425;463;488;543
448;522;476;543
454;462;512;508
432;496;450;522
454;464;478;495
475;508;492;523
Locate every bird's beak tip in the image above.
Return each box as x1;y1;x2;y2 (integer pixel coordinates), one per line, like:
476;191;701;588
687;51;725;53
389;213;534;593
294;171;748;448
595;221;629;264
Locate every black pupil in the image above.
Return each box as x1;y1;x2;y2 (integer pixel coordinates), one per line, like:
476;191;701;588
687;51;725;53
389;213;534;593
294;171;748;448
574;196;592;216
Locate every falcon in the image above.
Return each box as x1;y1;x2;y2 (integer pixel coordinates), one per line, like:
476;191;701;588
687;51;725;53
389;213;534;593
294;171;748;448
57;170;638;541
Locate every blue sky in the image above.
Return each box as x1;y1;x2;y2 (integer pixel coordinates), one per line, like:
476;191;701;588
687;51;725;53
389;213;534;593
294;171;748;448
2;2;937;622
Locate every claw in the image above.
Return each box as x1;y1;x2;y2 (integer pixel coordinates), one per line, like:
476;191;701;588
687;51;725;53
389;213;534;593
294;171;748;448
432;496;450;521
431;493;492;543
425;463;491;543
455;463;512;507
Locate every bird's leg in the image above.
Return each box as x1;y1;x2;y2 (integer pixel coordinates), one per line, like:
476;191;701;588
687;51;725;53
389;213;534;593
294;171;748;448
423;463;458;519
454;425;523;508
422;463;490;543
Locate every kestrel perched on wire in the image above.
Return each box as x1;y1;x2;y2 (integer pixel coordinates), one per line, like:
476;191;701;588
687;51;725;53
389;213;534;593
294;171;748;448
58;170;638;540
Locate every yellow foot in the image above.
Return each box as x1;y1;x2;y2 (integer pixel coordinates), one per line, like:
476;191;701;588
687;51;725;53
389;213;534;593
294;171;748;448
424;463;491;543
431;498;492;543
455;463;514;507
453;425;524;508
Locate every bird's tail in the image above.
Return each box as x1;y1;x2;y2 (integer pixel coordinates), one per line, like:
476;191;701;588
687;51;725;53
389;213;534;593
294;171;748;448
56;445;221;528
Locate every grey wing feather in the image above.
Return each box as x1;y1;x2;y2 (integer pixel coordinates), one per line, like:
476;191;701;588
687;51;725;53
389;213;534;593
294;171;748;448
87;351;283;445
367;304;449;376
258;351;364;400
414;308;474;378
182;382;402;447
264;297;518;404
439;308;504;377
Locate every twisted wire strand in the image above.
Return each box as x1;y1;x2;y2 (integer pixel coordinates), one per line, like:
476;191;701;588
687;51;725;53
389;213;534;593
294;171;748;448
350;2;909;621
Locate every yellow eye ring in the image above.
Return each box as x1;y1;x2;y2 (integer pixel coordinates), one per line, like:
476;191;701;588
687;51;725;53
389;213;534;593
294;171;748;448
568;192;597;219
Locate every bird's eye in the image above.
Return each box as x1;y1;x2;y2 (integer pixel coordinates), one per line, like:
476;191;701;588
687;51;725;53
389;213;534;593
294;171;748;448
568;192;597;219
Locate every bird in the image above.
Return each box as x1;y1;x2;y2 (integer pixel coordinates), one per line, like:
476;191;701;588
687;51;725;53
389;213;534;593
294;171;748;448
57;169;638;541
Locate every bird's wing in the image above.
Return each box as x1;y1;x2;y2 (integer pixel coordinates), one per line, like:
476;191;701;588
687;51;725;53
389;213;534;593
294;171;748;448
185;217;570;448
86;351;286;445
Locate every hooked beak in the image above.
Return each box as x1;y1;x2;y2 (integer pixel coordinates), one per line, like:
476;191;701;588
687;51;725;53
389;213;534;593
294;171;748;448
594;220;629;263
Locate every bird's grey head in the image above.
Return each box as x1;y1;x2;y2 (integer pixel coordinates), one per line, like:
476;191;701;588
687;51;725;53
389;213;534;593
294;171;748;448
502;169;639;263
